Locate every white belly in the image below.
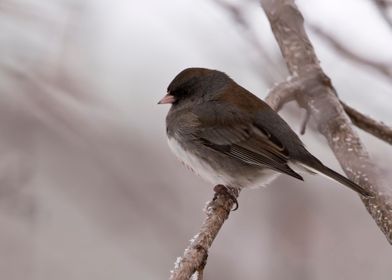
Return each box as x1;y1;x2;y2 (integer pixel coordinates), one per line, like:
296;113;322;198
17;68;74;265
167;137;280;188
168;137;221;185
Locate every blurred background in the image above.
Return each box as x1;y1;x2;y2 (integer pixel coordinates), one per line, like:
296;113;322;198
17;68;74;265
1;0;392;279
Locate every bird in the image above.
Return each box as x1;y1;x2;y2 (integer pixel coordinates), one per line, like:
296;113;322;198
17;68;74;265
158;67;373;203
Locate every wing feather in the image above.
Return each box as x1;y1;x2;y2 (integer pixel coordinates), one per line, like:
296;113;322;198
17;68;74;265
193;104;302;180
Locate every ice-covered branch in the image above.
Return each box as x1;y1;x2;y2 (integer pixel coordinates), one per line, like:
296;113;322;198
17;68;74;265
261;0;392;244
169;186;239;280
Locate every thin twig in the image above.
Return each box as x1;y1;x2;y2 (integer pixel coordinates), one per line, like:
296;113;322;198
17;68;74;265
342;102;392;145
300;109;311;135
261;0;392;244
170;186;239;280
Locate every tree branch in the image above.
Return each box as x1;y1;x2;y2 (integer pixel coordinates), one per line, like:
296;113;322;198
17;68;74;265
261;0;392;244
265;78;301;110
342;102;392;145
265;76;392;145
170;186;239;280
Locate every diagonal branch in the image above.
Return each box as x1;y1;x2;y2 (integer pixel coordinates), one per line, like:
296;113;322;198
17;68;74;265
341;102;392;145
261;0;392;244
169;186;239;280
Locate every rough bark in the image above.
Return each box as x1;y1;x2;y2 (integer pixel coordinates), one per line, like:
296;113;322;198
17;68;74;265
170;186;239;280
261;0;392;244
342;102;392;145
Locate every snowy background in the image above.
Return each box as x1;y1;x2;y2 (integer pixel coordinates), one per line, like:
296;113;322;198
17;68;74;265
0;0;392;279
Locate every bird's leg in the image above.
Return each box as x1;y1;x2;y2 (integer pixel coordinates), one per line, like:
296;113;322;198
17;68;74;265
213;185;239;211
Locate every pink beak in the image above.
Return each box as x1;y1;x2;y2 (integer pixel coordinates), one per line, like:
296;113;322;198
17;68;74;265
158;94;175;104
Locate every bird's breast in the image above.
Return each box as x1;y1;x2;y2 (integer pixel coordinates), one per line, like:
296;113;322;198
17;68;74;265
167;136;219;184
166;135;280;188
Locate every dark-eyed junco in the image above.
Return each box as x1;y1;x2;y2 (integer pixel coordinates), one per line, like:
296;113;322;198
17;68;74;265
158;67;372;198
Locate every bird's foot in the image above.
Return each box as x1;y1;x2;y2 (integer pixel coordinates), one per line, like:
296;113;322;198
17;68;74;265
213;185;239;211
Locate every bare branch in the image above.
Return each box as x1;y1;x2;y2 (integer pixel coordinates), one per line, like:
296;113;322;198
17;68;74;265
308;24;392;82
261;0;392;244
265;76;392;144
341;102;392;145
265;79;299;110
170;186;239;280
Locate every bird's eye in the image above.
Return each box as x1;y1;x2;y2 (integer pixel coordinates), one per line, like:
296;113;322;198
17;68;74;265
171;89;182;98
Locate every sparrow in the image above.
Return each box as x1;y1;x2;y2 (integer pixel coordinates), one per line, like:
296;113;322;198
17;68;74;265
158;67;372;201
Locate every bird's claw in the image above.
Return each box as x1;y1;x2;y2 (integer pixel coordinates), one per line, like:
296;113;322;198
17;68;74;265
213;185;239;211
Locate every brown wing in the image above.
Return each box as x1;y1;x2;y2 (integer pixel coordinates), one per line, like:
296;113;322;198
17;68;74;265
193;103;303;180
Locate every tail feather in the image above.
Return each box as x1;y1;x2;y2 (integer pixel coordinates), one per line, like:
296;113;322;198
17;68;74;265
301;161;373;197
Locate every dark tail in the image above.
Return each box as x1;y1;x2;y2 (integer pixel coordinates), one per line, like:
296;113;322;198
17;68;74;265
301;160;373;197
